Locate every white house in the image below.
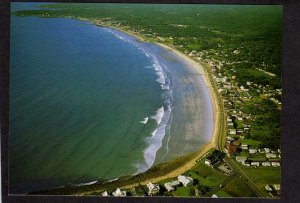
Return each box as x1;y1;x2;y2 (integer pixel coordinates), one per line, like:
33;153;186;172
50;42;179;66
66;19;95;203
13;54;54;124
264;148;270;153
164;180;180;192
273;184;280;191
112;188;127;197
178;175;194;187
236;156;247;163
229;129;237;135
266;153;277;158
102;191;109;196
265;185;273;191
241;144;248;150
251;162;260;167
271;162;280;167
249;149;257;154
147;182;160;196
212;194;219;198
262;162;271;167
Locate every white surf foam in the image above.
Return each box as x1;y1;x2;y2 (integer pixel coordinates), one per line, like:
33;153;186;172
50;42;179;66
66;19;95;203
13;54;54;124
75;180;97;186
142;106;172;170
140;117;149;124
151;106;164;125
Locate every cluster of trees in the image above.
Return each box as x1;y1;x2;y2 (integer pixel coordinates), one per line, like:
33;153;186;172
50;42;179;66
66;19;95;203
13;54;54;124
15;3;282;79
243;99;280;149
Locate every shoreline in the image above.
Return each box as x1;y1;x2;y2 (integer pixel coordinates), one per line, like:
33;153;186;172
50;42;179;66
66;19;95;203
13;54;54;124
28;17;223;195
81;19;221;191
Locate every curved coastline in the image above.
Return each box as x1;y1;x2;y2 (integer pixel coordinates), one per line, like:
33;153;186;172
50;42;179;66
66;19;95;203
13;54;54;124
89;20;221;189
28;17;222;195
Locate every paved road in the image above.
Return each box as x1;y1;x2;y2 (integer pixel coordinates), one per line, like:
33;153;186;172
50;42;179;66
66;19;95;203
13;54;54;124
209;72;265;197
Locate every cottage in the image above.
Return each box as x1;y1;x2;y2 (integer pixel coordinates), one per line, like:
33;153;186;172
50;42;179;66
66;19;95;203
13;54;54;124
178;175;194;187
147;182;160;196
271;162;280;167
266;153;277;158
227;122;234;126
264;148;270;153
273;184;280;191
251;162;260;167
164;180;180;192
112;188;127;197
227;118;233;122
265;185;273;191
241;144;248;150
212;194;219;198
249;149;257;154
262;162;271;167
205;150;224;167
226;136;234;141
236;156;247;163
229;129;237;135
237;116;243;121
102;191;109;196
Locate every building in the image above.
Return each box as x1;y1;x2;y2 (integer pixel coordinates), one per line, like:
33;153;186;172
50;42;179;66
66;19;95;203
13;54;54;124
264;148;270;153
229;129;237;135
251;162;260;167
164;180;180;192
236;156;247;163
249;149;257;154
205;150;225;167
147;182;160;196
102;191;109;196
262;162;271;167
178;175;194;187
273;184;280;191
241;144;248;150
112;188;127;197
266;153;277;158
265;185;273;191
271;162;280;167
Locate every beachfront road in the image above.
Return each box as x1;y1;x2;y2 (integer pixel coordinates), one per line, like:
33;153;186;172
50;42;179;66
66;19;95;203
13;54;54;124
214;84;265;197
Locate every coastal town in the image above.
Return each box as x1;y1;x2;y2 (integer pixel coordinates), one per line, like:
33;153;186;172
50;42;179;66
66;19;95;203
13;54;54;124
90;47;281;198
14;4;282;198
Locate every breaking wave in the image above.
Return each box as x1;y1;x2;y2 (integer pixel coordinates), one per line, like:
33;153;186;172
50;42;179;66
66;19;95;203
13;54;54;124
140;117;149;124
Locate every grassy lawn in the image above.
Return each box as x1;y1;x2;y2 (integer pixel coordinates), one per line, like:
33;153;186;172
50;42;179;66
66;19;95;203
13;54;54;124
223;176;257;197
172;187;194;196
216;189;232;197
239;139;262;147
242;167;280;184
186;161;227;187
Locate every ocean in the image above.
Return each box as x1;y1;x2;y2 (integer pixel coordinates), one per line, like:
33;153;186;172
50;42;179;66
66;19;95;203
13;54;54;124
9;3;213;194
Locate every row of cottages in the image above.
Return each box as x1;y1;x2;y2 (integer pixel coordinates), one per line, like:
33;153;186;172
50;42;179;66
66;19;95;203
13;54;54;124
163;175;194;192
102;188;127;197
204;150;225;168
235;156;280;167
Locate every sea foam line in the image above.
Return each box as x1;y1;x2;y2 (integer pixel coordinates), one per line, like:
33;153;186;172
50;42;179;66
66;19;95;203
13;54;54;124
140;117;149;124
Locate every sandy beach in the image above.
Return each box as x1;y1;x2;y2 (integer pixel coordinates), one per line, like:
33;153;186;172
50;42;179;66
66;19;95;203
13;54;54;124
118;43;221;190
78;21;222;192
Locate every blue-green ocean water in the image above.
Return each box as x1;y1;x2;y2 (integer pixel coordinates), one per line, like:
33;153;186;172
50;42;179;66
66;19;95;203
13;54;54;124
9;3;213;194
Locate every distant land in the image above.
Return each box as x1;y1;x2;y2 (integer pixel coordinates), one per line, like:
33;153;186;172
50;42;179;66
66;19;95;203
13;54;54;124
11;3;281;197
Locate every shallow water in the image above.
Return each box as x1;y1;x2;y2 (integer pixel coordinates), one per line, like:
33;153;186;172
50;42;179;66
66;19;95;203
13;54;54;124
9;2;213;194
